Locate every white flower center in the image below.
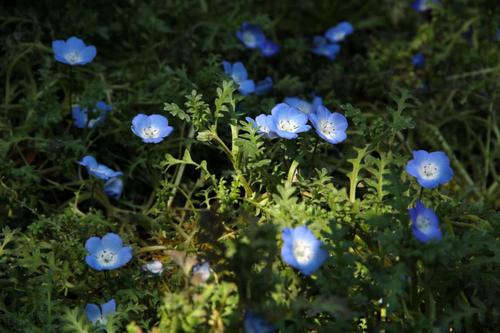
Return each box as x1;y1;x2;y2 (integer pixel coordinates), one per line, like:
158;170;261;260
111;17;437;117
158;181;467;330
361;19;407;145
319;119;336;137
96;249;118;267
97;316;107;325
419;1;432;10
419;162;439;180
142;126;160;138
293;239;314;265
243;32;256;46
333;32;346;41
416;215;432;234
64;51;83;64
278;119;299;132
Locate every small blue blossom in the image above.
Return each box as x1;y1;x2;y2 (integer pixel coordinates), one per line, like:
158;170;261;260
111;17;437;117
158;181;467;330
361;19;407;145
281;225;328;276
309;105;348;144
104;177;123;200
131;114;174;144
405;150;454;189
267;103;311;139
72;101;112;129
255;77;273;95
246;114;277;139
244;310;276;333
284;96;323;115
312;36;341;61
223;61;255;95
412;0;440;12
52;36;96;66
85;299;116;326
236;22;267;49
78;155;123;181
409;201;442;243
325;21;354;43
142;260;164;275
85;233;132;271
412;53;425;69
259;39;280;57
192;262;211;282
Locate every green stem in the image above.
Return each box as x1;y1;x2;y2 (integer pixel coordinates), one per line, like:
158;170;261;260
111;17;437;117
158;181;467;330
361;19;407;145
212;130;253;197
168;127;195;208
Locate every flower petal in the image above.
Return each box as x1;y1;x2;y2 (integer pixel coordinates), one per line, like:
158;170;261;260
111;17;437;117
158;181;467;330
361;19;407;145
85;303;101;325
100;299;116;317
85;237;102;254
101;233;123;252
66;36;86;51
79;46;97;64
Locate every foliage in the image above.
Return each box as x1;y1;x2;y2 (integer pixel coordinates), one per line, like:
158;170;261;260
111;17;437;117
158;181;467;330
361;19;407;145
1;0;499;332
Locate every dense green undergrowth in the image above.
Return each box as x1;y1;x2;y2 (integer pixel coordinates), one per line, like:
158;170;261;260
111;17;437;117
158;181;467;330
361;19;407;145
1;0;499;332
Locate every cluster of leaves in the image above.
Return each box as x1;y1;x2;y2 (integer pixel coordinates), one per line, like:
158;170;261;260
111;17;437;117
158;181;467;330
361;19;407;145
1;0;499;332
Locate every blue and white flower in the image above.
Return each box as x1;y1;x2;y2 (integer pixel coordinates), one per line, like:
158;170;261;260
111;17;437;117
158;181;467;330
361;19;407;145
259;39;280;57
131;114;174;144
309;105;348;144
85;299;116;326
72;101;112;129
312;36;340;61
223;61;255;95
409;201;442;243
142;260;164;275
104;177;123;200
412;0;440;12
284;96;323;114
236;22;267;49
246;114;277;138
255;76;273;95
78;155;123;181
412;53;425;68
325;21;354;43
267;103;311;139
85;233;133;271
244;310;276;333
405;150;454;189
281;225;328;276
192;262;211;282
52;36;96;66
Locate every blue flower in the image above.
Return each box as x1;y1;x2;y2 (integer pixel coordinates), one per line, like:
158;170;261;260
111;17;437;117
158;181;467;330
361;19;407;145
412;53;425;68
259;39;280;57
72;101;112;129
405;150;454;189
192;262;211;282
312;36;341;61
246;114;277;139
281;225;328;276
284;96;323;114
85;299;116;326
85;233;132;271
412;0;440;12
255;77;273;95
409;201;442;243
131;114;174;144
223;61;255;95
52;36;96;66
104;177;123;200
325;21;354;43
236;22;267;49
244;310;276;333
78;155;123;181
267;103;311;139
309;105;348;144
